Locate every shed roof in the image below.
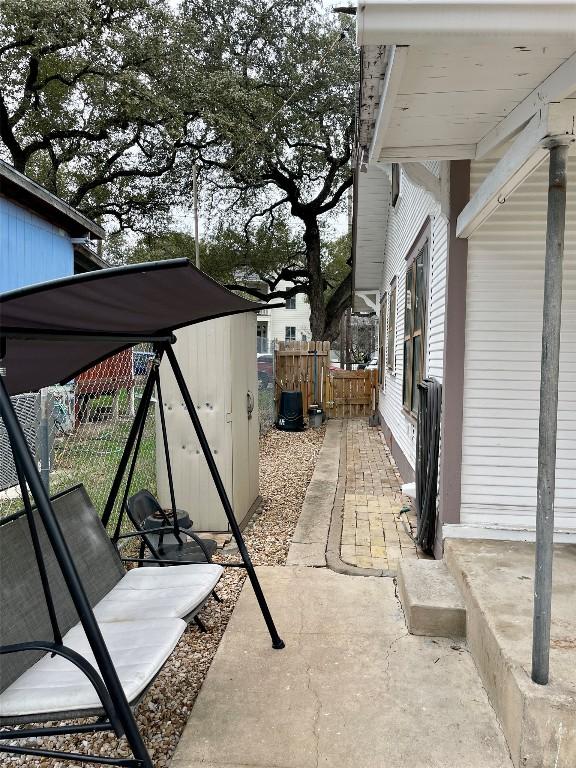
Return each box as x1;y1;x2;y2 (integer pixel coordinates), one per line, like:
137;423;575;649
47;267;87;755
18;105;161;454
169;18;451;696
0;160;105;240
0;258;262;395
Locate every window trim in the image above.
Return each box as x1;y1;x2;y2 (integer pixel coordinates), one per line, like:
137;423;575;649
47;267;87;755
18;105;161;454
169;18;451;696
285;295;296;310
285;325;296;342
387;277;397;374
391;163;400;208
402;221;430;418
378;291;387;390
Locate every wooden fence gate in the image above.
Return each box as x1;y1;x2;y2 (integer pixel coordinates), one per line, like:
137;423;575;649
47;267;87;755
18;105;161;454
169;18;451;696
274;342;378;419
327;368;378;418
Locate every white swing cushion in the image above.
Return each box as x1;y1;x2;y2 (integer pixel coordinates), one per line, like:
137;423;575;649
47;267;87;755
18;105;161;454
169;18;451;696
0;618;185;718
92;564;224;623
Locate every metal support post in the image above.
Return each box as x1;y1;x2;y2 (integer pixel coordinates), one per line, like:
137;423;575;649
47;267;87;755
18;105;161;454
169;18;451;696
102;361;159;529
39;388;51;493
531;140;570;685
193;164;200;269
164;343;285;649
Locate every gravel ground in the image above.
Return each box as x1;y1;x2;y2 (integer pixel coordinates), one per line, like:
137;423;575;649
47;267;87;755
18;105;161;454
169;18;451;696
3;425;325;768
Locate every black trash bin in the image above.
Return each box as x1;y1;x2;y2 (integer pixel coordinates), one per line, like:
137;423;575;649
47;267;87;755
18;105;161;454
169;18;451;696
277;390;305;431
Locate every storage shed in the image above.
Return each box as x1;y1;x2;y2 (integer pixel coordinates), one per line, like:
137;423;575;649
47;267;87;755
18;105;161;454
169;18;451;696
0;158;105;292
156;312;260;531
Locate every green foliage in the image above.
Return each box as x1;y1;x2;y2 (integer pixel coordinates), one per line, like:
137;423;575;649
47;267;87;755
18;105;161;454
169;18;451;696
0;0;357;337
0;0;198;230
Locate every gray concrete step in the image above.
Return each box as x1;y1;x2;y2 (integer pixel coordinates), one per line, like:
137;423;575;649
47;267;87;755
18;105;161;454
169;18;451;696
444;538;576;768
397;559;466;638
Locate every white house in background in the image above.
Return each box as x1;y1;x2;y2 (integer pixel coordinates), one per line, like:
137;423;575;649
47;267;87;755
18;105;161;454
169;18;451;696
354;0;576;551
255;280;311;352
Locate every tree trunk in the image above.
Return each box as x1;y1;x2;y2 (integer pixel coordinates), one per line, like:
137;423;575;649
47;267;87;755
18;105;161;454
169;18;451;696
303;218;326;340
303;216;352;341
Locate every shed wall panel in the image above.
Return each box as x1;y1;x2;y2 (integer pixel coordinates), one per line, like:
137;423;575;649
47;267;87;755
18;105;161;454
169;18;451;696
462;156;576;530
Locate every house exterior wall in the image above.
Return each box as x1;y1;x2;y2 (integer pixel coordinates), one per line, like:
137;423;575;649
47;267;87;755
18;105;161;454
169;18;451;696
264;280;311;344
378;166;449;473
0;196;74;292
460;156;576;532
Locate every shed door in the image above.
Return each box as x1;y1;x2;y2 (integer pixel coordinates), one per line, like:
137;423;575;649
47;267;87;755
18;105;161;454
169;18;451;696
231;313;260;526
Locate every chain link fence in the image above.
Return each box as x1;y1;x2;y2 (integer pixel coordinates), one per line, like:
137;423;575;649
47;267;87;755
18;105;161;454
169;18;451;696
0;346;157;534
257;339;276;434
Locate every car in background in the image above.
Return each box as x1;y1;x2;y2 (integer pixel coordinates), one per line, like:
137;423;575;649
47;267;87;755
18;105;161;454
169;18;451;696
257;353;274;388
133;350;155;376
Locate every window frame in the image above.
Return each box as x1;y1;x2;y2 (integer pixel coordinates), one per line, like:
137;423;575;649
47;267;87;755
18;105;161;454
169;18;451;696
378;292;387;390
402;221;430;418
285;295;296;310
285;325;296;342
391;163;400;208
387;278;397;374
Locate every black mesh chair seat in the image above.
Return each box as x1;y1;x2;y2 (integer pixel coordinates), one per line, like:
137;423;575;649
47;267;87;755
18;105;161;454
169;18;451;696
126;489;217;564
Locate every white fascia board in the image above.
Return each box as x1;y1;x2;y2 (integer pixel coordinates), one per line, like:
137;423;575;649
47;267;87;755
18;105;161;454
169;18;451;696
457;101;576;239
357;1;576;47
476;51;576;159
379;145;476;162
368;45;408;164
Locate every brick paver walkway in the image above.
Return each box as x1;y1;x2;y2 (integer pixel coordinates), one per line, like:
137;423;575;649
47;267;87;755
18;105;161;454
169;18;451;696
340;420;425;572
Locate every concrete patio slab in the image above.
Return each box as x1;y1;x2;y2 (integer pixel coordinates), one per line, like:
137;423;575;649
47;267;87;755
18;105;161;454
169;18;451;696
171;566;513;768
445;539;576;768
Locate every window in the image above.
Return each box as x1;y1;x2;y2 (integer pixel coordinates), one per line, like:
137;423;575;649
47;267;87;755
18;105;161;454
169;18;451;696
378;293;386;389
387;279;397;372
403;227;429;415
285;326;296;342
285;296;296;309
391;163;400;207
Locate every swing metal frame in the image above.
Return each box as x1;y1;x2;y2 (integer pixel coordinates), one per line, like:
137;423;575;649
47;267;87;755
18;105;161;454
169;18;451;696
0;292;284;767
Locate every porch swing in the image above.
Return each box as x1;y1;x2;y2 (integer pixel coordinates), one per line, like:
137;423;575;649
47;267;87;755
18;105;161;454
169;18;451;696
0;259;285;768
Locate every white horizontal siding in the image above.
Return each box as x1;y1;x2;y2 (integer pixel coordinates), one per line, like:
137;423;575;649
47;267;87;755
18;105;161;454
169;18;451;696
267;280;311;342
378;166;448;471
461;156;576;530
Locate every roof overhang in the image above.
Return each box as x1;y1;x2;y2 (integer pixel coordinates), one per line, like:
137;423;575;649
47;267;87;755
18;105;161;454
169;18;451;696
356;1;576;244
358;1;576;161
353;164;391;308
0;160;105;240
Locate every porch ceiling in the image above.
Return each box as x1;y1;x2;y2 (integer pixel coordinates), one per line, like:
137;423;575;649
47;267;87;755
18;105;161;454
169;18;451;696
357;2;576;163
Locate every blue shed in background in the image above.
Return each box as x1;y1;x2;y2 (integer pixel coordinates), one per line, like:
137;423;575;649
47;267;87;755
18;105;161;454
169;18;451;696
0;159;106;293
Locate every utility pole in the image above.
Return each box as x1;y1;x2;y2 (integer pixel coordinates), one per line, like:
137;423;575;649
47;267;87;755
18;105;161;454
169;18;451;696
192;164;200;269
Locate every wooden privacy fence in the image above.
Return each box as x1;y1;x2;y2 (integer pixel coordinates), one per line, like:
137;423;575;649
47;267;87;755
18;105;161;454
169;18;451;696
274;341;330;415
274;342;378;419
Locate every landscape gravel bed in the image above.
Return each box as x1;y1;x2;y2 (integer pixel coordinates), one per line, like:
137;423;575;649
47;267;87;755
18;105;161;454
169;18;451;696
3;425;325;768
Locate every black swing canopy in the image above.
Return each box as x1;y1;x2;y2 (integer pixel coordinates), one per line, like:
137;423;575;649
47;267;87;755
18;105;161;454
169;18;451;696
0;257;261;396
0;258;284;768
